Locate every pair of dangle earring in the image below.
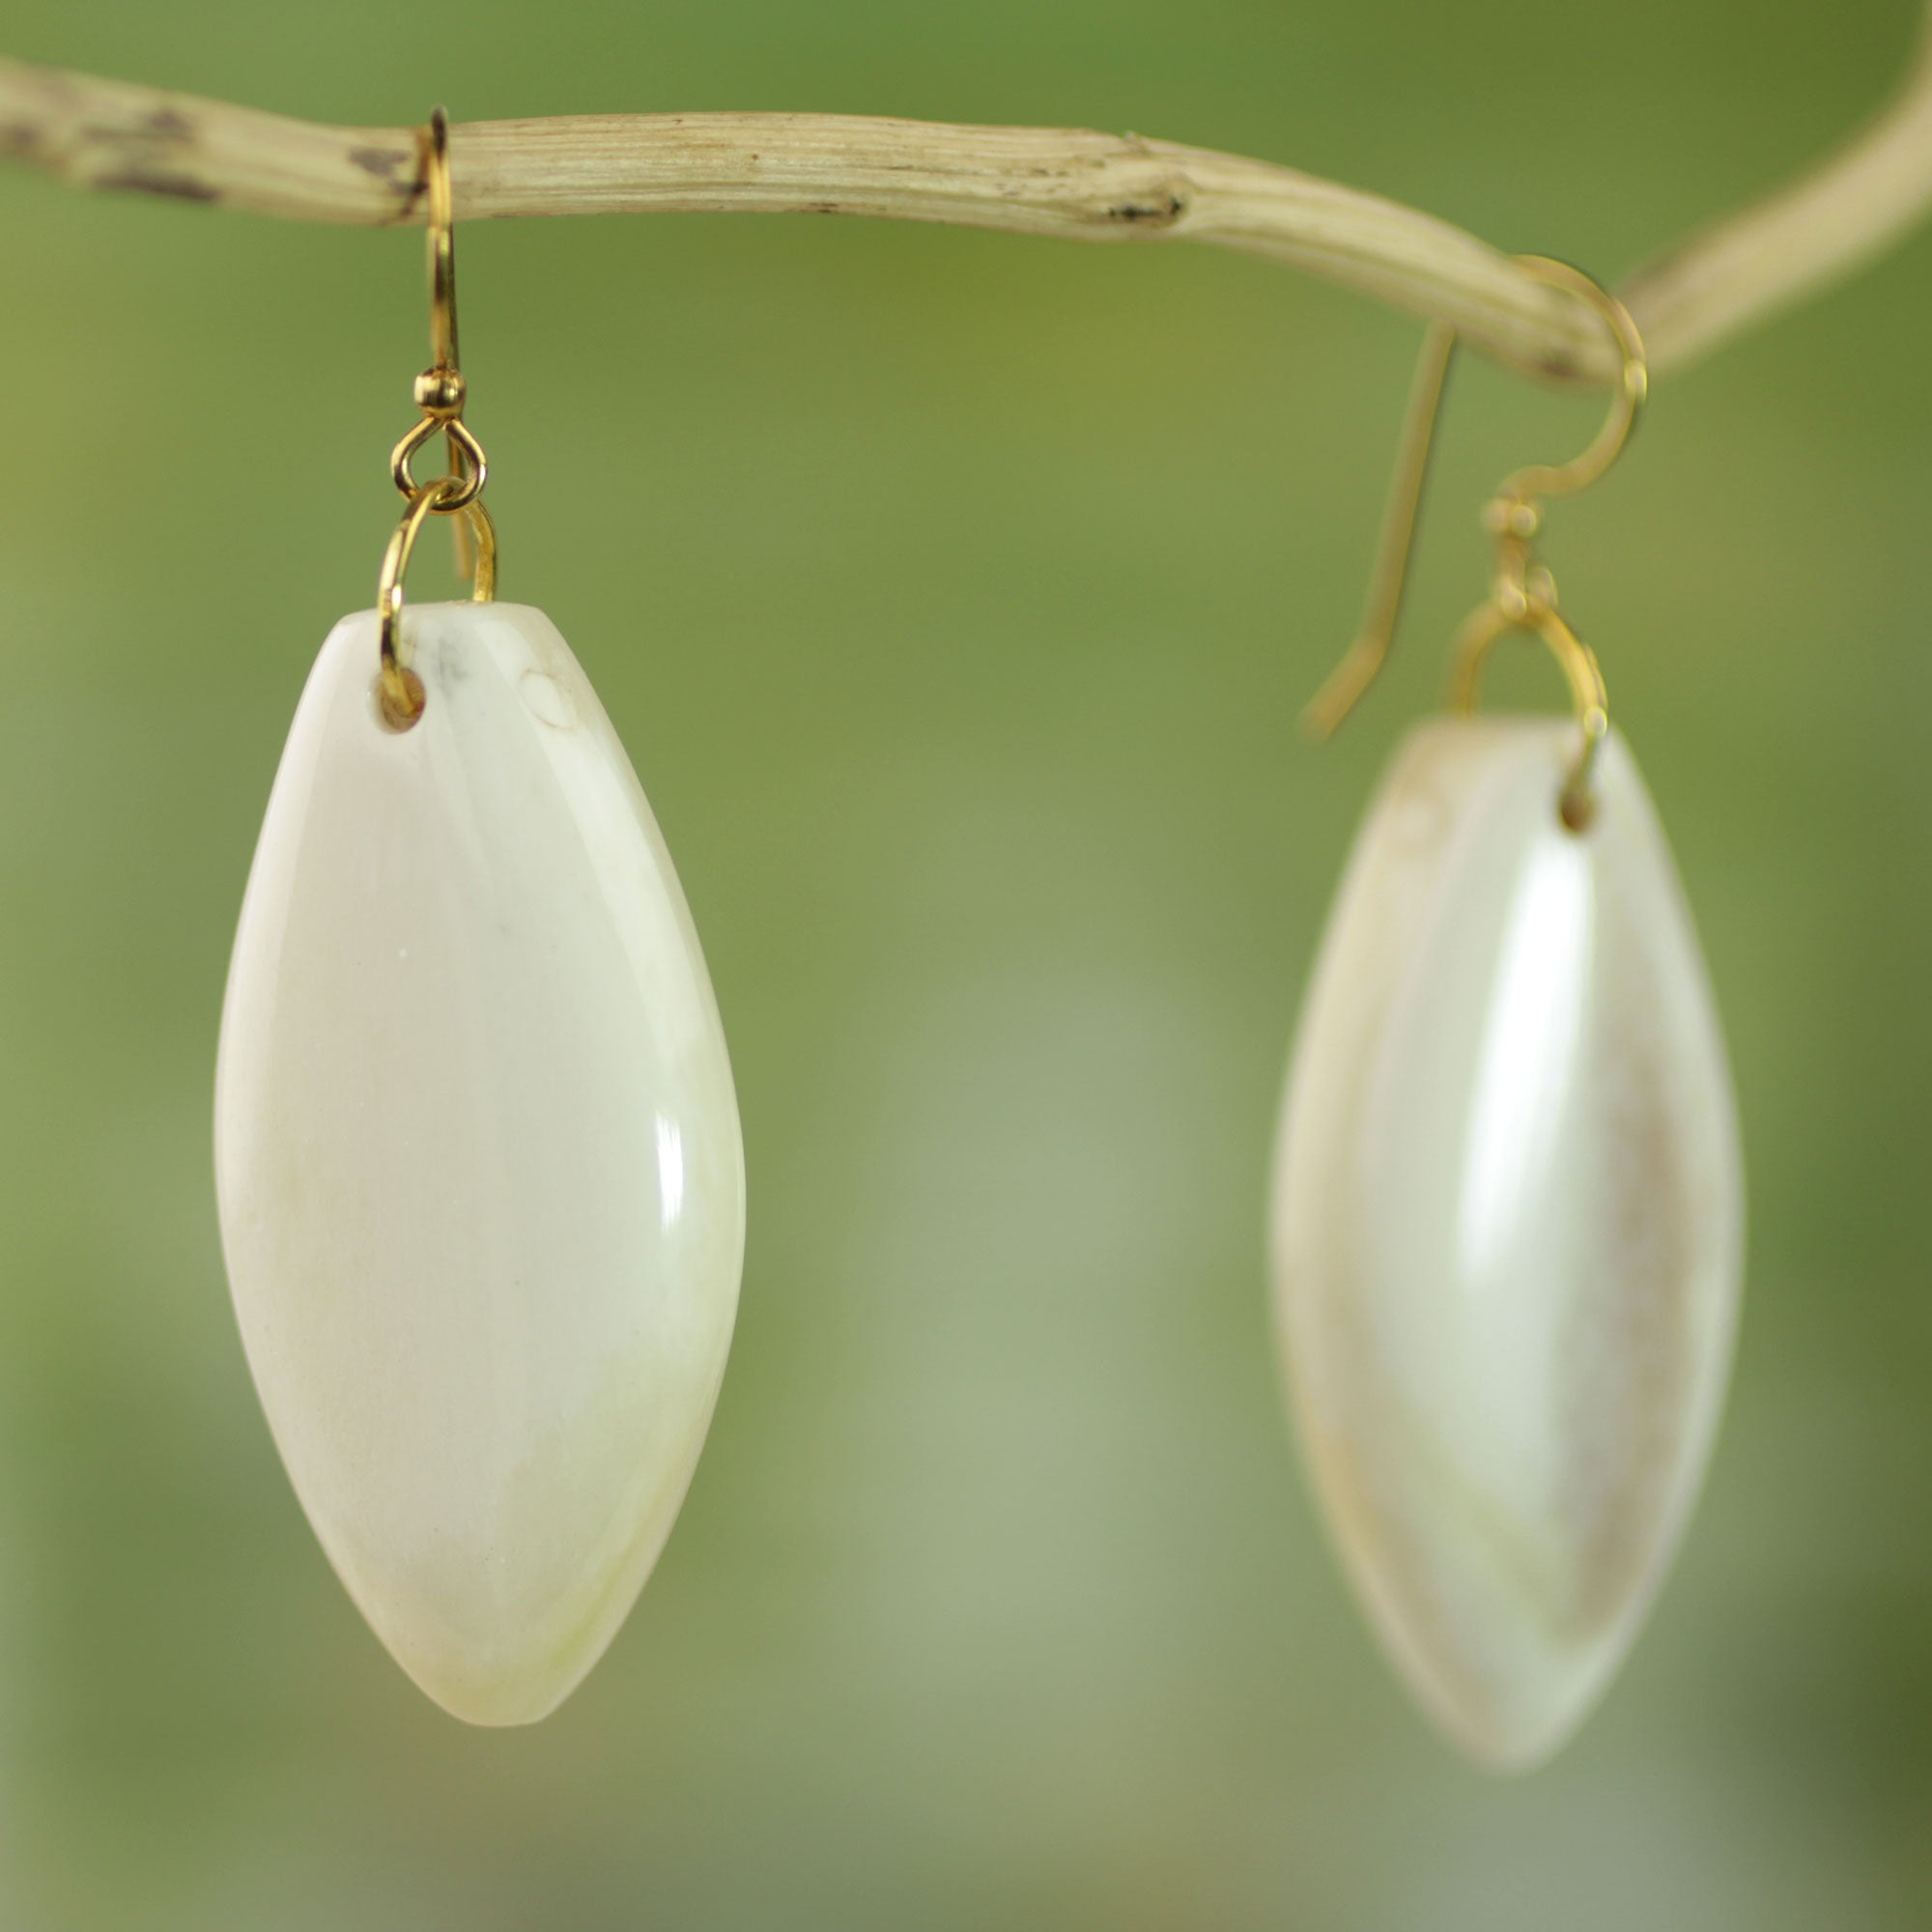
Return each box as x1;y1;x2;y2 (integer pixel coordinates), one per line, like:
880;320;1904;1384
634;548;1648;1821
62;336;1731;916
205;146;1732;1760
1273;259;1744;1770
213;113;746;1725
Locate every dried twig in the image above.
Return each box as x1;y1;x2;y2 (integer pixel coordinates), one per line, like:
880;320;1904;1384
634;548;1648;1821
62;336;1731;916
4;30;1931;383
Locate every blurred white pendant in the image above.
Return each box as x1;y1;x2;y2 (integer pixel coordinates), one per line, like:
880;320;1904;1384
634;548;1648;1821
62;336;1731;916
215;602;745;1726
1271;716;1742;1770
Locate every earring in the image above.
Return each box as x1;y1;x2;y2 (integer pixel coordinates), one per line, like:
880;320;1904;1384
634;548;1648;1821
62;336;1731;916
213;112;745;1725
1274;258;1743;1771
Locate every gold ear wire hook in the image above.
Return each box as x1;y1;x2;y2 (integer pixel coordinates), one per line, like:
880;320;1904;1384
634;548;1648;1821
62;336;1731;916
1300;255;1646;750
392;108;486;516
1453;259;1643;829
423;106;480;584
424;106;459;377
376;106;497;729
1300;318;1457;739
1492;257;1646;509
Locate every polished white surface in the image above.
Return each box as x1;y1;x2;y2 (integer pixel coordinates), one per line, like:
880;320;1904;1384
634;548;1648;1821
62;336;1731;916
1272;717;1742;1770
215;603;744;1725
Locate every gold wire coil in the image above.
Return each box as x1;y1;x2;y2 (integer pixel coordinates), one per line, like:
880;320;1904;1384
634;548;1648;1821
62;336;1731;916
372;106;497;729
377;481;499;728
1301;254;1648;828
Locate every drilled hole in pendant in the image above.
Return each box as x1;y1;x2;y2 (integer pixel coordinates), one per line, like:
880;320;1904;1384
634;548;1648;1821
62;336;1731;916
378;664;426;733
1557;782;1597;836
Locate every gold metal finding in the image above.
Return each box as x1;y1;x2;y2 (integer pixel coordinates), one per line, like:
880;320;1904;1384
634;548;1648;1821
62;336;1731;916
1450;600;1607;831
376;482;500;728
390;410;487;509
373;105;497;728
1301;318;1456;741
1301;254;1647;829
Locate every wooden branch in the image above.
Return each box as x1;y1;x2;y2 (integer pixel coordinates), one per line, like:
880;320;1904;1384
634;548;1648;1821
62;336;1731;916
4;32;1931;385
1622;18;1932;366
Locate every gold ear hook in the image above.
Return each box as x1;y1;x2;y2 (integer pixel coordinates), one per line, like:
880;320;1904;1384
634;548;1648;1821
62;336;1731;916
424;106;459;377
1492;257;1646;508
1301;318;1457;740
392;108;485;514
1300;254;1647;760
376;106;497;730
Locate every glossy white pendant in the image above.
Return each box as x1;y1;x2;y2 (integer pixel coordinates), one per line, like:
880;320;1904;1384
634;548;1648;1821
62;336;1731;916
215;602;745;1725
1271;716;1742;1770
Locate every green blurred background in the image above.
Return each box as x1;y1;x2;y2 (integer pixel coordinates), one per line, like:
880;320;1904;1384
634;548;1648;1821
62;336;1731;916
2;0;1929;1925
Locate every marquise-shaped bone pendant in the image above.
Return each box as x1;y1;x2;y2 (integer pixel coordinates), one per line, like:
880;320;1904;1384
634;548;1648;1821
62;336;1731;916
1271;716;1742;1769
215;602;745;1725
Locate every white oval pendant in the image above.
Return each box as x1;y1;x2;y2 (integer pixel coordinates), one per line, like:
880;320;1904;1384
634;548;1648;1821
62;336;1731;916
215;603;745;1726
1271;716;1742;1769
